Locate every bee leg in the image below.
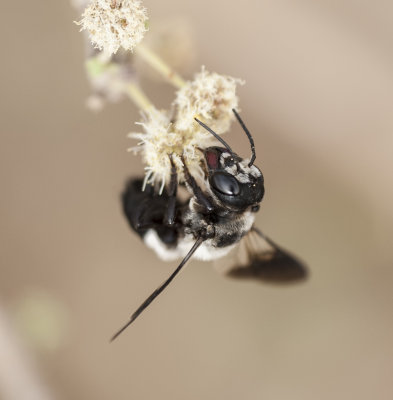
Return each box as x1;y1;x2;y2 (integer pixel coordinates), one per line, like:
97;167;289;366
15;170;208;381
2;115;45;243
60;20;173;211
181;156;215;214
164;155;178;226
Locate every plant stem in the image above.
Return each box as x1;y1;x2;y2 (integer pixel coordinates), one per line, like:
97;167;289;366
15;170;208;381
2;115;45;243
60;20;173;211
136;44;186;89
124;82;154;111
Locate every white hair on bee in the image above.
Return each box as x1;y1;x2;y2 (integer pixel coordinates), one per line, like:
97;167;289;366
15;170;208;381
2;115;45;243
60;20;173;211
221;155;262;183
221;152;232;159
235;173;251;184
224;164;237;175
250;168;262;179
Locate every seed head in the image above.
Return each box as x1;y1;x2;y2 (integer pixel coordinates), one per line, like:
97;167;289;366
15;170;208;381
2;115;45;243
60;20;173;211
130;108;210;192
77;0;148;58
130;68;244;192
174;66;244;133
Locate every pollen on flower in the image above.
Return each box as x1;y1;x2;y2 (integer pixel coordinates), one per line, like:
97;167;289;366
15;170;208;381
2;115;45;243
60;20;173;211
130;68;244;192
129;108;215;192
173;67;244;133
77;0;148;57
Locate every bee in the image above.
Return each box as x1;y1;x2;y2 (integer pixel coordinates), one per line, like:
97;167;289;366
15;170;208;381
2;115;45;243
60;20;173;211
111;109;307;341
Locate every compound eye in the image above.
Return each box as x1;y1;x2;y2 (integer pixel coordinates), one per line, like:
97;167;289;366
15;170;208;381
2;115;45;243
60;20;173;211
211;172;240;196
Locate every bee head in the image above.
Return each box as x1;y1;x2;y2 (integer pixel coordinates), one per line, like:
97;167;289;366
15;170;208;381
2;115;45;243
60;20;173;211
204;146;264;211
195;110;264;212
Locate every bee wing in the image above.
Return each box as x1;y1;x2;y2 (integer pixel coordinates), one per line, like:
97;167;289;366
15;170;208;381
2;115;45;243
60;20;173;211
214;227;308;283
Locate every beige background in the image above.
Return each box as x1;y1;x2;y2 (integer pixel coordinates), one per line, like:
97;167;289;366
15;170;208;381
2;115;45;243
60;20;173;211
1;1;393;399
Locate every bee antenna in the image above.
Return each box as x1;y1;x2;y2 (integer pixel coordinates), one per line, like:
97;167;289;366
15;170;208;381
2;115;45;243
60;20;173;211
232;109;256;167
110;237;204;341
194;118;235;158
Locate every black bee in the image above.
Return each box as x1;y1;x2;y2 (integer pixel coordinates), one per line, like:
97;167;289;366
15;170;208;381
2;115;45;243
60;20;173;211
111;109;307;341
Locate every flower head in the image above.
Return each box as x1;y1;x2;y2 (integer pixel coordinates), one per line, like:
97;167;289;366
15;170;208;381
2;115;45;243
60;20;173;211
130;68;244;192
173;66;244;133
77;0;148;57
130;108;212;192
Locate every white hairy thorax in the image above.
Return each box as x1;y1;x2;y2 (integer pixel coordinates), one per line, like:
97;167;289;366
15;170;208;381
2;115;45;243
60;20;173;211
143;211;255;262
144;229;236;262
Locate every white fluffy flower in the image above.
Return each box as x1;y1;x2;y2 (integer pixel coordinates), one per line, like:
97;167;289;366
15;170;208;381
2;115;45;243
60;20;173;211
130;69;244;192
77;0;148;57
130;108;215;192
173;67;244;133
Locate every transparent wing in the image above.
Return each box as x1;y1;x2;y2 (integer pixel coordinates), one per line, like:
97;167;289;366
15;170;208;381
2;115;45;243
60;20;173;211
214;227;308;283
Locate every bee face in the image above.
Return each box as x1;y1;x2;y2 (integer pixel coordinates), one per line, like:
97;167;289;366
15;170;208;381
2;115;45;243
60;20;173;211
204;146;264;210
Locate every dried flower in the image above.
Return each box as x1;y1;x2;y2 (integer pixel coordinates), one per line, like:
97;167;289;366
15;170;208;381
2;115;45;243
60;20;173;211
173;66;244;133
130;68;244;192
77;0;148;57
74;3;244;191
130;108;212;192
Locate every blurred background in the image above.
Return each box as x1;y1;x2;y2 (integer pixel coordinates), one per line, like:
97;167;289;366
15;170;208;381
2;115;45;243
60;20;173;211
1;0;392;399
